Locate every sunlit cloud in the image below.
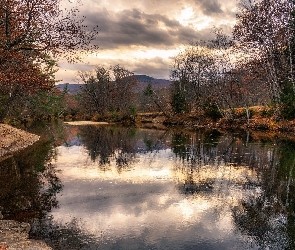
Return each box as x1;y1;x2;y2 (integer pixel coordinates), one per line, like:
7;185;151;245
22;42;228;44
55;47;182;82
179;6;195;26
57;0;238;82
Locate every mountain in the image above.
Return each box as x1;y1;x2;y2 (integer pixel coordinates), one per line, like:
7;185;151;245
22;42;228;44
134;75;171;91
55;75;172;94
55;83;82;94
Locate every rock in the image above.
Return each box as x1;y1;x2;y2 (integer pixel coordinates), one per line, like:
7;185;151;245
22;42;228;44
0;220;52;250
0;124;40;159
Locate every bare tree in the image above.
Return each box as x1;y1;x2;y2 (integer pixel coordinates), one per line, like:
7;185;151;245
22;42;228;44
78;65;138;118
233;0;294;116
170;29;235;119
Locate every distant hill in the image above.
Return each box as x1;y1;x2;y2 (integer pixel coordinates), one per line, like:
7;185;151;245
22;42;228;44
55;83;82;94
134;75;171;92
135;75;155;82
55;75;172;94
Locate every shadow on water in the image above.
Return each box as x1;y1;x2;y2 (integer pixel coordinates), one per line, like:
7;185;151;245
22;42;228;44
232;139;295;250
0;122;64;222
2;122;295;249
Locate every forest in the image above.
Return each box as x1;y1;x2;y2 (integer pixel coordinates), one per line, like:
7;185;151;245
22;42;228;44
1;0;295;131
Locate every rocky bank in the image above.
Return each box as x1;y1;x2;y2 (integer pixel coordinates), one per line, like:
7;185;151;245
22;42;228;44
0;220;52;250
0;124;40;159
0;124;51;249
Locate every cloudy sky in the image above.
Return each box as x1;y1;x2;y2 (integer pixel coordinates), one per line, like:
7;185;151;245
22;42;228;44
57;0;238;83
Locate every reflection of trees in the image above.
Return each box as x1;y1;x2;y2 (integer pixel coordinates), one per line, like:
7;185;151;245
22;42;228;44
172;131;218;194
79;126;138;170
171;130;295;247
172;130;221;164
0;138;62;221
170;129;295;248
31;216;100;250
232;139;295;249
171;130;274;195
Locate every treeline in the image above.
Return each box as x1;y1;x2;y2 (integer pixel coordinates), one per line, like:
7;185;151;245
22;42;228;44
1;0;295;125
74;65;171;121
170;0;295;122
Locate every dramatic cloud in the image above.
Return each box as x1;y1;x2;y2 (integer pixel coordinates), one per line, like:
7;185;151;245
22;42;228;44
82;8;216;50
57;0;237;82
195;0;223;15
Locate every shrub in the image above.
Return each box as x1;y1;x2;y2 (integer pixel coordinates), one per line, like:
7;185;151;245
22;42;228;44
280;83;295;120
203;101;222;121
260;108;273;118
129;105;138;116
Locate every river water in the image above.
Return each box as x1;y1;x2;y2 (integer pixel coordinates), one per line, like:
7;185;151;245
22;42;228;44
1;122;295;249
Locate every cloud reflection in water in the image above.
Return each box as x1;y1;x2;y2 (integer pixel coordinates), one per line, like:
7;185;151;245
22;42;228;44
50;136;259;249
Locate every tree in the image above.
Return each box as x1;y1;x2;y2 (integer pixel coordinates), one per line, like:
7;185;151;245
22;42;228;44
78;65;138;118
0;55;56;121
138;83;171;116
170;81;188;114
111;65;138;115
170;29;234;117
170;41;217;113
233;0;294;117
0;0;98;122
219;59;271;124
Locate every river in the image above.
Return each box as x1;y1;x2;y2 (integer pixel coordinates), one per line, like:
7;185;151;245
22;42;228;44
0;122;294;249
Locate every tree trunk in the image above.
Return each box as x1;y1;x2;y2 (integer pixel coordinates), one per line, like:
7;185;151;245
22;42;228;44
0;92;17;122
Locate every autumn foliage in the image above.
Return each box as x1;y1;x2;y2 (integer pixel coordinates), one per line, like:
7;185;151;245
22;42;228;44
0;0;97;122
171;0;295;123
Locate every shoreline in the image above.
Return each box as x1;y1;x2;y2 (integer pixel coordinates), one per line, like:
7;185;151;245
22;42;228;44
0;124;51;249
0;220;52;250
0;124;40;161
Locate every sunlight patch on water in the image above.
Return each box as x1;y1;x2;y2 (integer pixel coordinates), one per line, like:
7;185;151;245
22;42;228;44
54;145;175;183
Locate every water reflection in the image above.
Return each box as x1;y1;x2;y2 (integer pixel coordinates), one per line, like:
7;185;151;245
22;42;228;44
3;123;295;249
0;124;62;222
171;131;263;196
79;126;139;170
232;139;295;249
31;127;242;248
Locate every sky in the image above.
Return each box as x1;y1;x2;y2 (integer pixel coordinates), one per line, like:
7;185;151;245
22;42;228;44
57;0;238;83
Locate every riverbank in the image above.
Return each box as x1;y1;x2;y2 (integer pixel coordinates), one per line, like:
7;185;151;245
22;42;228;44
0;124;40;160
160;106;295;133
0;220;52;250
0;124;51;249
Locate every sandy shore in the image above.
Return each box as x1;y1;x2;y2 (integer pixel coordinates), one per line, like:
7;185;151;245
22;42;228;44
0;124;40;159
64;121;109;125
